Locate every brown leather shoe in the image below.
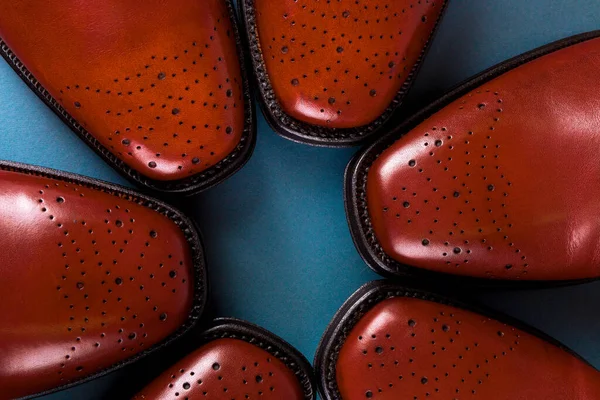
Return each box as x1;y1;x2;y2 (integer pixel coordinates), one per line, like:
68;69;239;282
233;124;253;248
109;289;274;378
0;161;206;399
241;0;448;146
316;281;600;400
346;31;600;284
133;318;316;399
0;0;254;195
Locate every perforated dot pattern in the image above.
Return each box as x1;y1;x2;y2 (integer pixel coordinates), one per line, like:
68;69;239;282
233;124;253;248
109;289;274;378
334;294;600;399
55;17;245;181
367;89;531;279
133;339;305;400
357;35;600;281
0;168;199;399
248;0;446;135
0;0;248;184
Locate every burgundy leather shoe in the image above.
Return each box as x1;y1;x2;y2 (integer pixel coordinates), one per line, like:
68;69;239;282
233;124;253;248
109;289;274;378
316;281;600;400
346;31;600;284
0;0;254;195
241;0;449;146
0;161;206;399
133;319;316;399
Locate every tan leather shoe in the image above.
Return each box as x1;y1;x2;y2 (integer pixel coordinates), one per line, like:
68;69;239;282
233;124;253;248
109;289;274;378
241;0;449;146
0;161;206;399
316;281;600;400
134;319;316;399
346;31;600;284
0;0;255;195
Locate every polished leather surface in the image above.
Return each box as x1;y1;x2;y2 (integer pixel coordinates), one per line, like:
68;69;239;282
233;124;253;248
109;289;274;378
336;297;600;399
252;0;445;128
366;37;600;280
134;338;305;399
0;169;195;399
0;0;245;182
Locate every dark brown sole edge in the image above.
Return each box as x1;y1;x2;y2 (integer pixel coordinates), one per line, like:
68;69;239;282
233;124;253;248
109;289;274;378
145;318;317;400
344;30;600;288
1;160;209;400
240;0;450;147
314;280;596;400
0;0;256;196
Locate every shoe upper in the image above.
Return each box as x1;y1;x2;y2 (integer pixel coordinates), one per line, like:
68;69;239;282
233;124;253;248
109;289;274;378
249;0;447;129
0;0;247;184
330;288;600;399
134;338;306;399
365;36;600;280
0;166;201;399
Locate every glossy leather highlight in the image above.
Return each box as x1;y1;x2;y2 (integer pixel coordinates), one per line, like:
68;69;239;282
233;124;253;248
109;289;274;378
366;36;600;280
134;338;305;399
0;0;246;183
250;0;446;129
336;296;600;399
0;167;197;399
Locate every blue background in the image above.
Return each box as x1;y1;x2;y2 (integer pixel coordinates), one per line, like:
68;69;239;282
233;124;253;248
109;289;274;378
1;1;600;398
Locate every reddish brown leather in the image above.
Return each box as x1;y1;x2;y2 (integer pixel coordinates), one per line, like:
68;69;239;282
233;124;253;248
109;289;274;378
252;0;446;128
366;37;600;280
134;338;305;399
0;0;245;182
0;169;195;399
336;297;600;399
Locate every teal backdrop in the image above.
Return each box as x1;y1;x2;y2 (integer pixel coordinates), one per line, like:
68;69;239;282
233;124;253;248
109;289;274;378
1;0;600;398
